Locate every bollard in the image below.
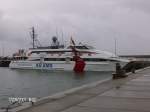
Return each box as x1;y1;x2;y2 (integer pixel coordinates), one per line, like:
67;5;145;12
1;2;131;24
113;63;128;79
131;68;135;73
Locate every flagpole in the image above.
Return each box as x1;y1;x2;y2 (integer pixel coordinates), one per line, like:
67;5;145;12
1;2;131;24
114;37;117;56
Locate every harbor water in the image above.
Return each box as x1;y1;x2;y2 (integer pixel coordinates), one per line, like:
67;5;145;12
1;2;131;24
0;67;112;107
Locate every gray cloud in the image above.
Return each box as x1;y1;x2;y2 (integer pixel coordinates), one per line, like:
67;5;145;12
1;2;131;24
119;0;150;13
0;0;150;56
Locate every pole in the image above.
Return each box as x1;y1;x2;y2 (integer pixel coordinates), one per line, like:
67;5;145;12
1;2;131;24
61;30;65;47
114;37;117;56
2;45;4;57
32;27;35;49
2;42;4;57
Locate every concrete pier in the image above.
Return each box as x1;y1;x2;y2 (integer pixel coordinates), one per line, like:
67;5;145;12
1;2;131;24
15;67;150;112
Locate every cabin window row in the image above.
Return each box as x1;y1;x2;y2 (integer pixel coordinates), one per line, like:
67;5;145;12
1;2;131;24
31;58;116;62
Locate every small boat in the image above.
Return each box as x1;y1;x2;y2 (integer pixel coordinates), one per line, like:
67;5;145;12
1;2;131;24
0;57;12;67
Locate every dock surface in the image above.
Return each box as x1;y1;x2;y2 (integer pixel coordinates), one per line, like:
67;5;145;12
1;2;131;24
18;67;150;112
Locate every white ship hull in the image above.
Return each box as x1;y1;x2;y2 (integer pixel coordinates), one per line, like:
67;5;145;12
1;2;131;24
10;42;129;72
9;61;118;72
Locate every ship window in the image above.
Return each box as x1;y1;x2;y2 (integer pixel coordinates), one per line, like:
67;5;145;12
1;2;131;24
67;46;88;49
31;51;66;54
75;46;88;49
44;58;66;61
31;59;40;61
56;58;65;61
31;58;114;62
83;58;107;62
109;59;118;62
99;59;107;61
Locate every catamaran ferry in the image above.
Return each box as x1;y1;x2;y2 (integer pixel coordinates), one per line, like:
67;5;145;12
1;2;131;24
9;37;129;72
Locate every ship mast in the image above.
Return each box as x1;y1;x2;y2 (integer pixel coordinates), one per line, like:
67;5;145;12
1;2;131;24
32;27;35;49
30;27;38;49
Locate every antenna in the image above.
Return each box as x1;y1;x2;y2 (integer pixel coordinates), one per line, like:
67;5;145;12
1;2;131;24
61;31;64;42
56;27;59;38
2;43;4;57
30;27;36;49
114;37;117;56
61;29;65;47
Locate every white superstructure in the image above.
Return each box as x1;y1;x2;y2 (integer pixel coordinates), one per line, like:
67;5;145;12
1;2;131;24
9;42;129;72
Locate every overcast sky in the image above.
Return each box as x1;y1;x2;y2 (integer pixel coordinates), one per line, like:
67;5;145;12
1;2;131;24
0;0;150;56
